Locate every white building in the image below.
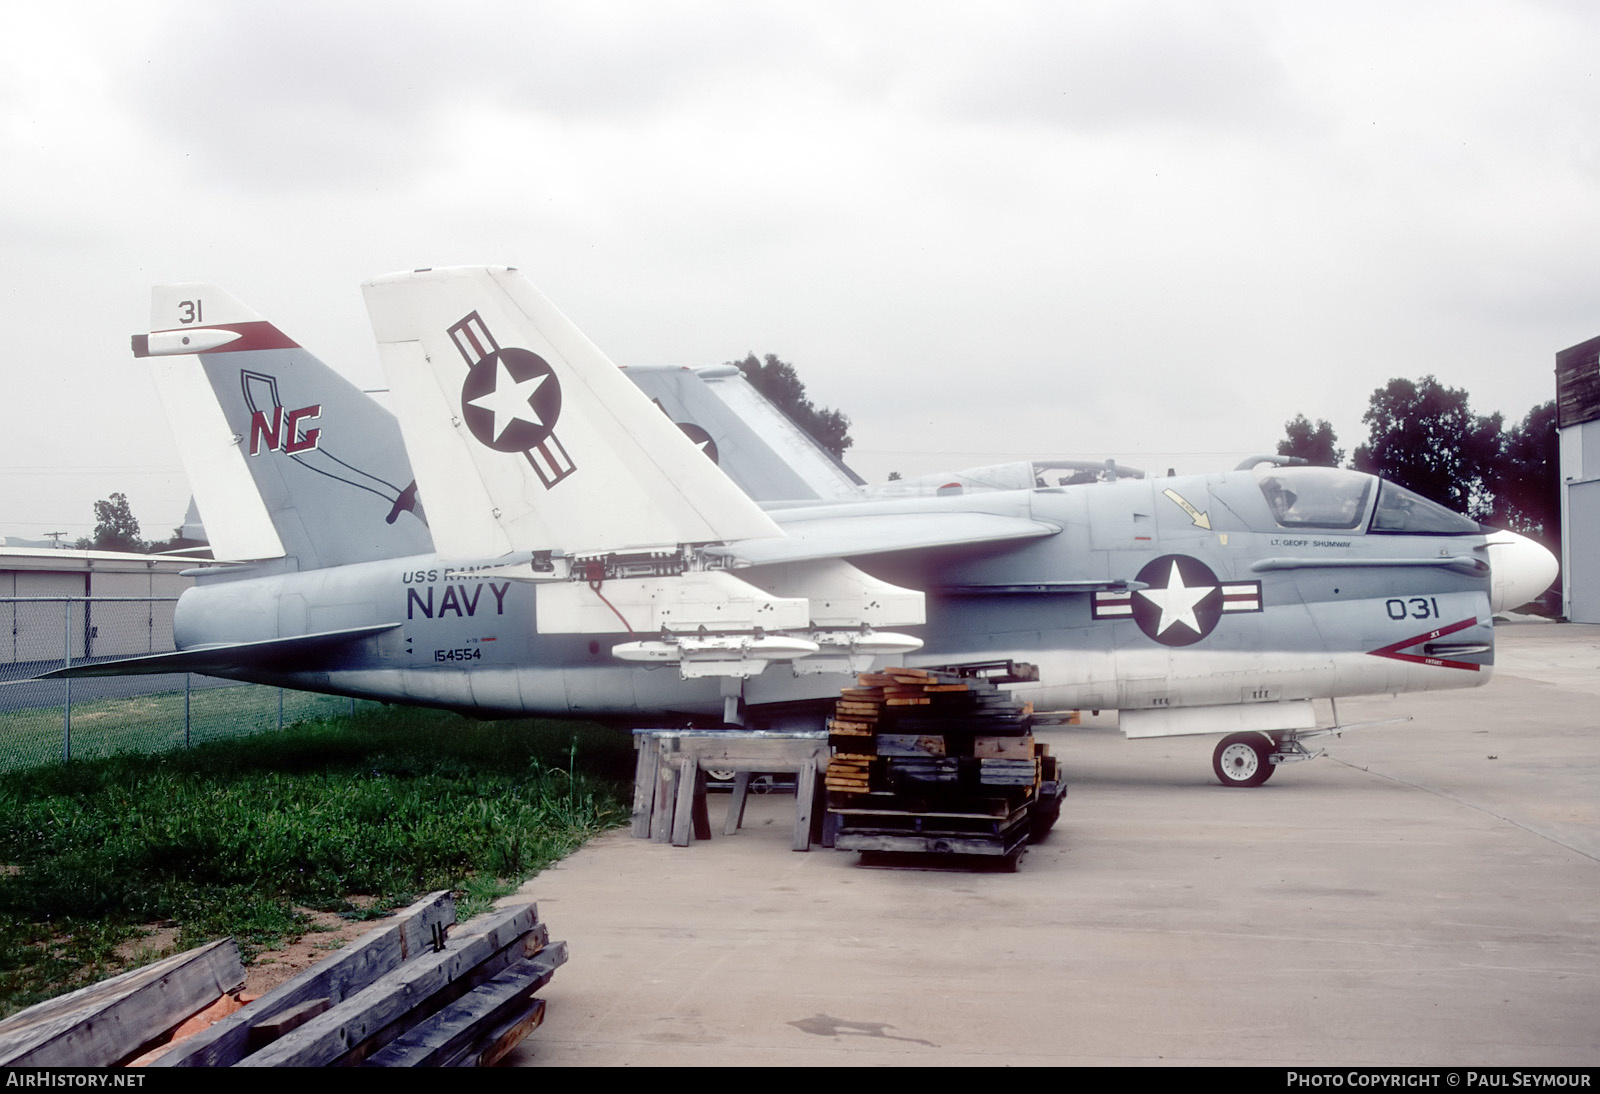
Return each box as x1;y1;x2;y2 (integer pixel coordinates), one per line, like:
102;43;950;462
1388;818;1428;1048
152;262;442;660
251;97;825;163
0;548;193;664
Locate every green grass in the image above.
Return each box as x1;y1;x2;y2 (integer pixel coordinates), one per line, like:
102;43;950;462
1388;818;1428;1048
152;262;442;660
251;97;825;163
0;707;634;1018
0;684;361;773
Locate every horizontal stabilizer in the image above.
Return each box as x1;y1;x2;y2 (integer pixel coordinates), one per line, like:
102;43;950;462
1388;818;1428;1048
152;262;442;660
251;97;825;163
706;512;1059;566
36;624;400;679
938;578;1146;595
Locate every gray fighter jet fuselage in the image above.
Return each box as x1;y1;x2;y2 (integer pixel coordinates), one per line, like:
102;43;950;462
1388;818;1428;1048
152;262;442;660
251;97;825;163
169;466;1510;720
58;268;1559;787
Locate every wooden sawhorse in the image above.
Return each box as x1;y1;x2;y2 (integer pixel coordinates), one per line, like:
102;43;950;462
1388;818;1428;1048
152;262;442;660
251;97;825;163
630;730;828;851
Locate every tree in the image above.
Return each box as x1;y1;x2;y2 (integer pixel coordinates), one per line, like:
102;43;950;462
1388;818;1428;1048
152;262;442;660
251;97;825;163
728;352;853;458
1277;415;1344;467
1490;400;1559;547
1352;376;1503;520
146;524;198;555
91;492;144;552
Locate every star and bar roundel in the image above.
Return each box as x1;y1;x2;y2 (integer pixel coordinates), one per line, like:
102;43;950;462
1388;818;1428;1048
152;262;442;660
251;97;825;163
1092;554;1263;646
448;312;576;489
461;348;562;453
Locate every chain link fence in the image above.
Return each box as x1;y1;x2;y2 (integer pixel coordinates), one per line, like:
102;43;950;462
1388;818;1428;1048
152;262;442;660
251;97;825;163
0;597;368;773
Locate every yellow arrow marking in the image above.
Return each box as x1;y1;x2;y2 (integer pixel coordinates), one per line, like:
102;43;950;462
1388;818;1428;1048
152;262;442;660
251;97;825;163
1162;488;1212;530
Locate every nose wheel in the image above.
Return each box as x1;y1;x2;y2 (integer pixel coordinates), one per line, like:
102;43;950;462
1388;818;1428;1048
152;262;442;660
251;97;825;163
1212;733;1276;787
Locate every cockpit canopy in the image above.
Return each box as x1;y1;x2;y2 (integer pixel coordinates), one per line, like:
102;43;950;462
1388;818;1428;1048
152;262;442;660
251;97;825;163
1255;467;1482;536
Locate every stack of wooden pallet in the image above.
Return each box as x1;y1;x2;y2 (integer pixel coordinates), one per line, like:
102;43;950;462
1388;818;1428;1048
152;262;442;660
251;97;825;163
0;892;567;1068
825;667;1066;865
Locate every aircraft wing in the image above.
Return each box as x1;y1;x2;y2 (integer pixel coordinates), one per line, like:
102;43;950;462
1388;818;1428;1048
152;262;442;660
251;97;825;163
34;624;399;679
704;511;1060;566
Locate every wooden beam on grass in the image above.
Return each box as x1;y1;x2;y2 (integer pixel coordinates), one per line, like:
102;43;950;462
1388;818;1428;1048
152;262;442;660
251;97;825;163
152;890;455;1067
0;939;244;1067
361;942;568;1067
237;903;537;1068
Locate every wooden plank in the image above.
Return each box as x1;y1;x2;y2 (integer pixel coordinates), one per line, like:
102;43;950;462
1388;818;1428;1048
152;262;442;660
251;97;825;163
650;740;677;842
724;771;752;835
0;939;244;1067
830;800;1018;820
835;831;1026;855
361;943;567;1067
671;755;697;846
856;673;900;685
792;759;817;851
452;901;536;940
338;920;549;1067
155;890;455;1068
675;740;828;766
248;999;330;1046
334;919;547;1067
630;732;660;837
237;904;536;1068
690;766;712;841
876;734;946;757
973;735;1034;758
459;997;545;1067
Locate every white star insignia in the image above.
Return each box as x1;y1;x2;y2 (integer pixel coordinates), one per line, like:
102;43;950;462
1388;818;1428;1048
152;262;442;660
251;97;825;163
469;362;548;444
1137;560;1215;637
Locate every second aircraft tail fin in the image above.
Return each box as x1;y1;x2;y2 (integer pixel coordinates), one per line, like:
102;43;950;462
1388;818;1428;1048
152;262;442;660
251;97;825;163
622;364;866;504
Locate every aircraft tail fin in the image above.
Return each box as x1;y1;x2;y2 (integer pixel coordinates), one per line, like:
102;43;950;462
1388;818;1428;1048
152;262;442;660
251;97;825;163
361;266;781;560
138;284;433;569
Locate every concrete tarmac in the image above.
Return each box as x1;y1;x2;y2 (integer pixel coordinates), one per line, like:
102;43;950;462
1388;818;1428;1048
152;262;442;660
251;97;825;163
506;623;1600;1066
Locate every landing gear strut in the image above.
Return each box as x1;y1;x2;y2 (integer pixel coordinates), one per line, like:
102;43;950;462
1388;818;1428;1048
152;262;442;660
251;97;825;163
1208;722;1357;787
1212;732;1275;788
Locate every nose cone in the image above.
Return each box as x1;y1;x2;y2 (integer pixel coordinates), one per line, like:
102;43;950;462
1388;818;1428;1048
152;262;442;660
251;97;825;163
1486;530;1559;614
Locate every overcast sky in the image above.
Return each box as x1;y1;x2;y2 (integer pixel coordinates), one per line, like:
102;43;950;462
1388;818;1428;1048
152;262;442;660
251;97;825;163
2;0;1596;543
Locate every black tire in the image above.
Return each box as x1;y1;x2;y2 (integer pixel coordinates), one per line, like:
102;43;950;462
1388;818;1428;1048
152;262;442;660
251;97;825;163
1212;733;1275;787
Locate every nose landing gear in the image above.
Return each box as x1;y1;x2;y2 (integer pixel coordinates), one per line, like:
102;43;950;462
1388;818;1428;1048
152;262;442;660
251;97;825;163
1211;731;1324;787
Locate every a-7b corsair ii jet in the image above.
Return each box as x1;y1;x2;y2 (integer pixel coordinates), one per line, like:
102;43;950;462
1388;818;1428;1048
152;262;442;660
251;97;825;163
56;266;1558;786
